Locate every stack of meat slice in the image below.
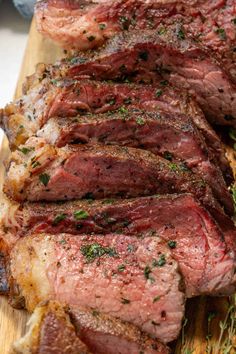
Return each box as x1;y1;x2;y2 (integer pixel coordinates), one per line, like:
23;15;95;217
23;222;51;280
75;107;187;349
0;0;236;353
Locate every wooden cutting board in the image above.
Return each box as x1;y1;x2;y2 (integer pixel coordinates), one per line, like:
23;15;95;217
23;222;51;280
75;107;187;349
0;18;235;354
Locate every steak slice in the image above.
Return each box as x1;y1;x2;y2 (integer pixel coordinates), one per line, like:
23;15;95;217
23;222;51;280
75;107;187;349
68;305;170;354
9;194;236;297
36;109;232;208
35;0;236;79
2;79;231;184
13;301;169;354
64;29;236;127
10;233;185;343
12;301;91;354
5;137;232;218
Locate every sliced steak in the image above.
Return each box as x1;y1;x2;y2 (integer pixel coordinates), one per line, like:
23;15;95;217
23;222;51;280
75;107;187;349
36;110;232;208
9;194;236;297
10;233;185;343
12;301;91;354
13;300;169;354
64;29;236;127
68;305;170;354
35;0;236;79
2;79;231;183
4;137;232;218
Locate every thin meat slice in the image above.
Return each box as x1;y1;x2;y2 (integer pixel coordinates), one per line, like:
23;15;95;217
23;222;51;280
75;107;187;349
6;194;236;297
2;79;231;184
12;301;91;354
64;29;236;127
37;109;232;209
35;0;236;80
10;233;185;343
13;301;169;354
4;137;232;218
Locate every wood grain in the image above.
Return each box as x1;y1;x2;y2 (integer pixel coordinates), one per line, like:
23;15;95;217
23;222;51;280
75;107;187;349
0;17;234;354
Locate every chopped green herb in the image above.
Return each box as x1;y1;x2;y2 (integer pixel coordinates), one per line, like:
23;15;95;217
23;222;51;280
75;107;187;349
136;117;145;126
229;128;236;141
31;161;41;169
231;186;236;209
153;296;161;303
39;173;50;186
70;57;79;64
119;16;129;30
168;240;177;249
99;23;106;30
156;89;163;97
177;28;186;40
123;97;132;104
215;28;226;40
169;163;179;171
52;213;67;226
158;27;167;35
74;210;89;220
108;98;116;105
144;265;152;280
80;243;117;263
117;264;126;272
119;106;129;115
138;51;149;61
59;239;67;245
163;151;173;161
127;244;135;253
153;254;166;267
121;298;130;304
18;147;34;155
87;35;96;42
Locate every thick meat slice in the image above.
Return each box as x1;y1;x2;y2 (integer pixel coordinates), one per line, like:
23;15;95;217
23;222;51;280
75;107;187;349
7;194;236;297
64;30;236;127
12;301;91;354
69;305;170;354
4;137;231;218
35;0;236;80
10;233;185;343
13;301;169;354
2;79;231;185
37;110;232;208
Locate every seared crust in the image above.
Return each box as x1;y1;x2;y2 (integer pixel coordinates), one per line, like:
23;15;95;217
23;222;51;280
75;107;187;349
12;301;91;354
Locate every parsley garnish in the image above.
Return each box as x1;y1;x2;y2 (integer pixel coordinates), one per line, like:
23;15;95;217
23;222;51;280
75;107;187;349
153;254;166;267
39;173;50;186
153;296;161;303
52;214;67;226
18;147;34;155
136;117;145;126
215;28;226;40
117;264;126;272
74;210;89;220
156;89;163;97
177;28;185;40
80;243;117;263
168;240;177;249
99;23;106;30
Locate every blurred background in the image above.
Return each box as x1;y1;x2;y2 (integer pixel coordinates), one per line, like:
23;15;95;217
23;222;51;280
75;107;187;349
0;0;35;106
